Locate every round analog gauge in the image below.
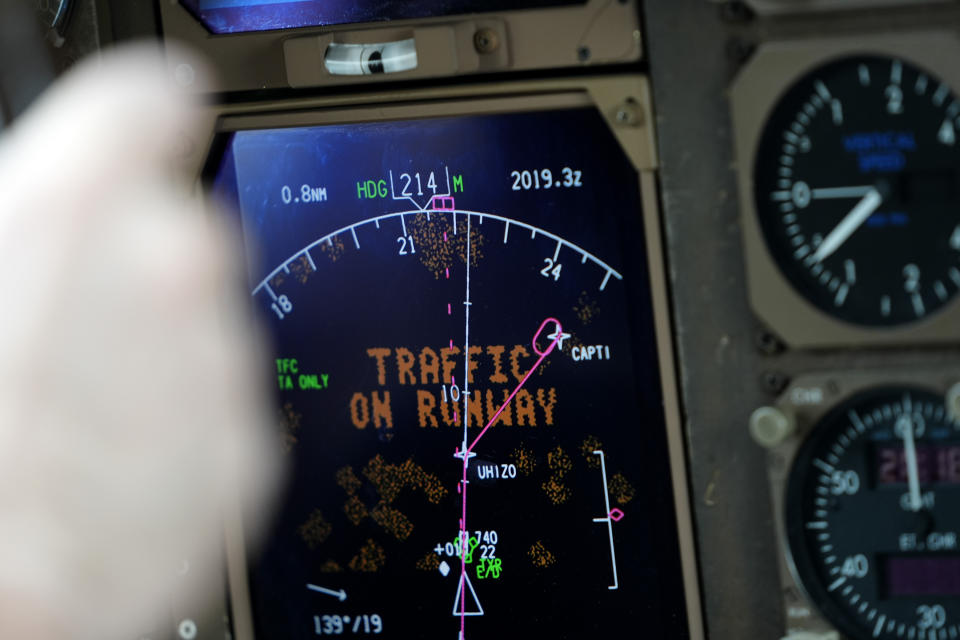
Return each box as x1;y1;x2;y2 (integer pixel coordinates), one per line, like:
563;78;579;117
786;387;960;640
754;55;960;326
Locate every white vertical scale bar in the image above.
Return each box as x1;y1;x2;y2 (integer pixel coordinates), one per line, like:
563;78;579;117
458;208;473;638
592;450;620;590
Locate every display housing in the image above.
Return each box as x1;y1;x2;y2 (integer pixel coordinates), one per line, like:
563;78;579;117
158;0;642;93
760;370;960;640
197;79;703;639
730;32;960;347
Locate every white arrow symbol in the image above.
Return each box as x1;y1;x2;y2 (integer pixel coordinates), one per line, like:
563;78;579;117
547;328;571;350
306;583;347;601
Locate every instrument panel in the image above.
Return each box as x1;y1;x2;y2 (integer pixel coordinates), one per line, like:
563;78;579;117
21;1;960;639
645;3;960;639
728;27;960;640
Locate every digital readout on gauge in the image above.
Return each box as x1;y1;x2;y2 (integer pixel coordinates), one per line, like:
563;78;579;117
211;107;691;639
875;444;960;484
882;555;960;597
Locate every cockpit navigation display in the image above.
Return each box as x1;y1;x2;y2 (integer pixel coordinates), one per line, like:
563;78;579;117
181;0;584;34
212;105;690;639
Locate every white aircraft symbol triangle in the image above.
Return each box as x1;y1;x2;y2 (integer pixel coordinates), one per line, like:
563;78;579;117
451;571;484;616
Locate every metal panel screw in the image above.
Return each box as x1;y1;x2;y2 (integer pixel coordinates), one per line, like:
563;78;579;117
615;99;643;127
473;28;499;54
755;329;785;355
760;370;790;395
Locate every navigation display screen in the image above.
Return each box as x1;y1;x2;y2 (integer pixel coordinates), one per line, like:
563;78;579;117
213;106;690;639
181;0;585;34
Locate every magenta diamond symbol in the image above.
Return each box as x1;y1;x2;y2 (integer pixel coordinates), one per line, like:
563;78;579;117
609;508;625;522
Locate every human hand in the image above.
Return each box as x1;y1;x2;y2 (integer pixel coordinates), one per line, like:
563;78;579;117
0;44;280;640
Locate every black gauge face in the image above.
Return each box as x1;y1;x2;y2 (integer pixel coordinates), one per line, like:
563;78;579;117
786;387;960;640
754;55;960;326
211;107;691;638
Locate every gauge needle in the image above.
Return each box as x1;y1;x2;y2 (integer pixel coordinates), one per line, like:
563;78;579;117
898;414;923;512
812;188;883;262
810;185;876;199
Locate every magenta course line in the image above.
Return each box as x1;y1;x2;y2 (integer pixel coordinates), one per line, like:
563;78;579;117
459;455;468;631
452;376;458;424
467;317;562;454
457;317;562;638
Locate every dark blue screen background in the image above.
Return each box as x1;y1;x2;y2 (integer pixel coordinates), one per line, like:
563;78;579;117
212;108;690;639
182;0;584;34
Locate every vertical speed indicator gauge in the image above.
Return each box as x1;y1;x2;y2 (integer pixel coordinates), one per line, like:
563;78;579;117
754;55;960;327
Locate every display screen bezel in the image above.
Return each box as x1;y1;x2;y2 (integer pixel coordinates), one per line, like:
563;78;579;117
157;0;643;94
194;78;702;640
